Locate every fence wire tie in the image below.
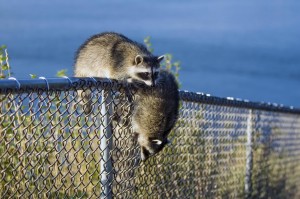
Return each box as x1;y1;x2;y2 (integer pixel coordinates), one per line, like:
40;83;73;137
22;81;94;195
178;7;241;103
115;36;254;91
39;77;50;90
89;77;98;88
89;76;98;83
90;76;113;84
8;77;21;89
106;77;112;83
62;76;73;86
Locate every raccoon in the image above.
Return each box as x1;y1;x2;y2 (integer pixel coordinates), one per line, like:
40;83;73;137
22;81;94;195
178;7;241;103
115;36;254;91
132;70;179;161
74;32;164;86
74;32;164;113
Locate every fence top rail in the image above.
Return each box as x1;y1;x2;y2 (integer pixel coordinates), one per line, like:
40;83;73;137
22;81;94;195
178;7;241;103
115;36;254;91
0;76;300;114
0;77;121;91
180;90;300;114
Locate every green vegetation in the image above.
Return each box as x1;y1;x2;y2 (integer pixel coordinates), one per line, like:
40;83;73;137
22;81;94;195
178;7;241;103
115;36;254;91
0;86;104;198
144;36;181;86
0;45;68;79
251;126;300;199
0;47;99;197
56;69;68;77
0;45;11;79
1;43;300;198
133;104;247;198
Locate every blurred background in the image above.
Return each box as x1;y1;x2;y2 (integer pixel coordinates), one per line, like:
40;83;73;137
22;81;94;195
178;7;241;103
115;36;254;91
1;0;300;106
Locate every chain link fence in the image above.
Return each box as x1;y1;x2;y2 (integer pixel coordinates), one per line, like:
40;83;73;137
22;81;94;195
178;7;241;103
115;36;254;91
1;77;300;198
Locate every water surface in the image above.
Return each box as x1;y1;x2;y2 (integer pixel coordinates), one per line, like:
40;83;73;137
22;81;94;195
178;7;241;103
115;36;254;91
1;0;300;106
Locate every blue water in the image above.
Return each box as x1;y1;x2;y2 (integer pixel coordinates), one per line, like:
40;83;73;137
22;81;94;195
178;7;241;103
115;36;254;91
1;0;300;107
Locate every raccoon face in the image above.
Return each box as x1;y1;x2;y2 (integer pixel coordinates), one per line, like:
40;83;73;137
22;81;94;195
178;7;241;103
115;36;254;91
134;132;170;161
128;55;164;87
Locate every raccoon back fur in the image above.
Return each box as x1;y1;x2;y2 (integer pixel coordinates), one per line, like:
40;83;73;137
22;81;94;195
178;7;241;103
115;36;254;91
74;32;164;86
132;70;179;161
74;32;164;114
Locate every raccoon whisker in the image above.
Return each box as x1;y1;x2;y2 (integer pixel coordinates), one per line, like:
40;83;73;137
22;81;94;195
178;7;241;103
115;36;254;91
89;76;97;83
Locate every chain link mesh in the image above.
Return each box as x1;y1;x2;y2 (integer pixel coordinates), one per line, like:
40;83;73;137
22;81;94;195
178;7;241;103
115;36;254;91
0;78;300;198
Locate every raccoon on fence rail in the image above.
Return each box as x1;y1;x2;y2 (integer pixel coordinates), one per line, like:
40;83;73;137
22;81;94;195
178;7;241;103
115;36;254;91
74;32;164;114
74;32;179;161
74;32;164;85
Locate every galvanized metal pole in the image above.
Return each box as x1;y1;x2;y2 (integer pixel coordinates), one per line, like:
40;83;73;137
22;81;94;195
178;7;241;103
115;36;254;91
100;90;113;199
245;109;253;198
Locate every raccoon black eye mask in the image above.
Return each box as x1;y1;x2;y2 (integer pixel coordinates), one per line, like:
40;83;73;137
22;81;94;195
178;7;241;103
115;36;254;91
131;55;164;87
136;72;159;82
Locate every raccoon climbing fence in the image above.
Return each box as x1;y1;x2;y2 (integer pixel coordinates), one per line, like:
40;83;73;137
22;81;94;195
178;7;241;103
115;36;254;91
1;77;300;199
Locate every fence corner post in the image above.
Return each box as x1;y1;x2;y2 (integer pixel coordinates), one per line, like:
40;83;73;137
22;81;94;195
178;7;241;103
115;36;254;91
245;109;253;199
100;90;113;199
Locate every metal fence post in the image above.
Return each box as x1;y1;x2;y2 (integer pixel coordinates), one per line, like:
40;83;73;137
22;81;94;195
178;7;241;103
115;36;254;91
245;109;253;198
100;90;113;199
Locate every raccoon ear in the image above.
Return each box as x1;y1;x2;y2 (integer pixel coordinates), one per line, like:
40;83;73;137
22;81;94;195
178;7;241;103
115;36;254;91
135;55;143;65
157;55;164;63
152;139;163;145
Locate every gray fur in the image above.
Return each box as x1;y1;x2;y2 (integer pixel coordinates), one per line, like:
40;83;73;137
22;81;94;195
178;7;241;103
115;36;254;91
74;32;163;81
74;32;164;114
132;70;179;161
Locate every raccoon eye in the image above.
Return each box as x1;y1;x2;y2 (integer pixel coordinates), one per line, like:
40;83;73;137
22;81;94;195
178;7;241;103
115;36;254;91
137;72;150;80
